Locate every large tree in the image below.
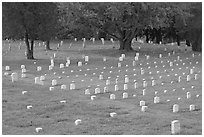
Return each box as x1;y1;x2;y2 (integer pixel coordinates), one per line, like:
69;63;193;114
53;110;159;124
60;2;193;51
2;2;59;59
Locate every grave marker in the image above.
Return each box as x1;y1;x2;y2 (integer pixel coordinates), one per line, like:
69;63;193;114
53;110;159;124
122;92;128;99
141;106;148;112
173;104;179;113
11;72;18;82
189;104;195;111
110;94;116;100
171;120;180;134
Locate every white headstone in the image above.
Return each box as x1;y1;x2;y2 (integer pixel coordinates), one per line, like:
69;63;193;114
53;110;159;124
11;72;19;82
70;83;75;90
140;100;145;106
122;92;128;99
103;57;107;62
106;80;110;85
75;119;82;125
78;62;82;67
143;89;146;96
141;106;148;112
91;95;96;100
60;64;64;68
99;75;103;80
51;79;57;86
125;77;129;83
5;66;10;71
189;104;195;111
61;84;67;90
187;75;191;81
85;56;89;62
143;81;147;88
114;85;119;91
110;94;116;100
134;82;138;89
186;92;191;99
110;112;117;117
37;66;42;71
154;96;160;104
104;87;108;93
173;104;179;113
171;120;180;134
124;84;128;90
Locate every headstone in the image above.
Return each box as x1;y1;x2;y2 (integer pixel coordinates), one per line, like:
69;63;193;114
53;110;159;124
106;80;110;85
122;92;128;99
49;87;54;91
134;82;138;89
95;88;100;94
85;56;89;62
125;77;129;83
124;84;128;90
152;80;156;86
22;91;28;94
99;75;103;80
171;120;180;134
132;61;136;66
22;68;26;73
143;81;147;88
75;119;82;125
173;104;179;113
78;62;82;67
142;89;146;96
110;94;116;100
91;95;96;100
189;104;195;111
178;76;181;82
186;92;191;99
159;54;162;58
51;79;57;86
115;85;119;91
118;62;121;67
49;65;53;70
70;83;75;90
5;66;10;71
154;96;160;104
21;73;27;78
141;69;144;75
104;87;108;93
11;72;18;82
141;106;148;112
135;56;139;61
195;74;198;80
110;112;117;117
35;127;43;133
37;66;42;71
187;75;191;81
140;100;145;106
27;105;32;109
60;64;64;68
85;89;90;95
61;84;67;90
40;76;45;81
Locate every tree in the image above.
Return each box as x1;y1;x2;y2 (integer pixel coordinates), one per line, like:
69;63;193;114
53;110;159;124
2;2;59;59
60;2;194;51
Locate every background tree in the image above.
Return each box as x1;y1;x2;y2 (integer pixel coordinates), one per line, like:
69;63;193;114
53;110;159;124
2;2;59;59
60;2;196;51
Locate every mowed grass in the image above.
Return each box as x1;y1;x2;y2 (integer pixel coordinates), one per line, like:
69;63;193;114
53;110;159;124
2;39;202;135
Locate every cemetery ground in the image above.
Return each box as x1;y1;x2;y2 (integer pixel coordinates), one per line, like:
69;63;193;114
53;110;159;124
2;39;202;135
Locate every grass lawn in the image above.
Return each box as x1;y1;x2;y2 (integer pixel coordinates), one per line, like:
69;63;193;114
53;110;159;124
2;39;202;135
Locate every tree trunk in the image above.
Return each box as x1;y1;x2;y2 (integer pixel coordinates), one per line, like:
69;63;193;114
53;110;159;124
119;38;133;51
45;40;51;50
25;32;34;59
192;29;202;52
